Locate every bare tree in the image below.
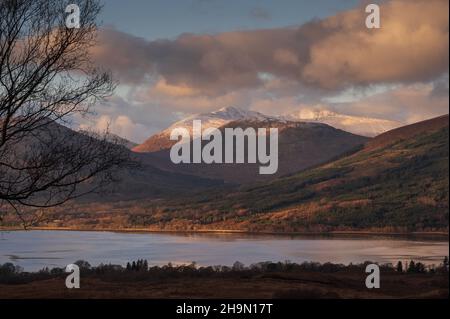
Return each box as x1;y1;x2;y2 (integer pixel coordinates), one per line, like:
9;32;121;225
0;0;134;227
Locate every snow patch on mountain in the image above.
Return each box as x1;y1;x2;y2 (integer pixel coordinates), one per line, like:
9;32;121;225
162;106;281;135
287;109;403;137
152;106;402;138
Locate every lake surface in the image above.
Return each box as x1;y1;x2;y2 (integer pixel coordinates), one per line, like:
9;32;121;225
0;230;448;271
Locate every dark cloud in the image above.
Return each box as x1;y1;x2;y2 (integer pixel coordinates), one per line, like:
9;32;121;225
91;28;151;84
92;0;449;95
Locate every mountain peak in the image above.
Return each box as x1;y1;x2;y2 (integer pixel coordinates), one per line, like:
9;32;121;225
167;106;279;132
133;107;284;153
209;106;273;121
216;106;241;113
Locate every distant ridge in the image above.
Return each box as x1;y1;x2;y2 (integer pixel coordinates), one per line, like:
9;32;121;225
78;130;138;150
23;115;450;232
287;109;403;137
366;114;449;150
134;114;449;232
133;106;404;153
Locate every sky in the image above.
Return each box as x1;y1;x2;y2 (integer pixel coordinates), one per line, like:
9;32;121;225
78;0;449;143
99;0;360;40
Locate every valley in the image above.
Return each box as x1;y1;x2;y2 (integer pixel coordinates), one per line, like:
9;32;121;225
2;113;447;234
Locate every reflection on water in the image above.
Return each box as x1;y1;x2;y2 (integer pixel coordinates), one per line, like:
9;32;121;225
0;230;448;271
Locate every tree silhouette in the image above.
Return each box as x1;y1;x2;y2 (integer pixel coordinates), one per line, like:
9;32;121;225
444;256;449;272
396;261;403;273
415;262;426;273
143;259;148;271
0;0;134;227
407;261;416;273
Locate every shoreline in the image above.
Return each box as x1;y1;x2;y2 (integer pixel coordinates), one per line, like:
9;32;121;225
1;226;448;238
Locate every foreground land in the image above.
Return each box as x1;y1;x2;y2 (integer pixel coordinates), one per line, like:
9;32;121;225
1;261;448;299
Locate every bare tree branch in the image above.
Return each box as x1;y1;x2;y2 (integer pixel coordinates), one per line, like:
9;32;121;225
0;0;136;227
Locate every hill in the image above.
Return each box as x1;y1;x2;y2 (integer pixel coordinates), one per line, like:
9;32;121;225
133;106;277;153
124;115;449;232
78;130;138;150
8;116;448;233
1;121;223;206
137;116;369;184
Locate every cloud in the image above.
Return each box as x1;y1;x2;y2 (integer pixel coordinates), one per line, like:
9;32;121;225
82;0;448;139
75;94;181;143
79;114;153;143
248;81;449;125
91;28;151;84
132;83;252;113
302;0;449;89
91;0;449;95
76;77;447;142
334;82;450;124
153;78;200;97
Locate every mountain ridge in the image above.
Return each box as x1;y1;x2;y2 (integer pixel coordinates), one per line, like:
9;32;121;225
133;106;407;154
6;115;448;233
124;114;449;232
140;118;369;184
287;109;403;137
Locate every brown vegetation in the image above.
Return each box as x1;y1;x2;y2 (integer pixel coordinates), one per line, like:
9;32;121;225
0;260;448;299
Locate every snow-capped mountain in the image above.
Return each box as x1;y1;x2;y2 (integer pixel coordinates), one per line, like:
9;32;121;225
166;106;279;133
134;106;370;183
287;109;403;137
132;106;402;153
133;107;281;152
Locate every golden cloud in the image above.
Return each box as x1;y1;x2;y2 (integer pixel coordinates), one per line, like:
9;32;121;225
91;0;448;96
